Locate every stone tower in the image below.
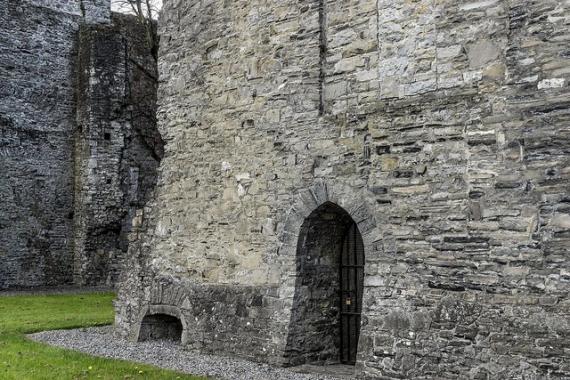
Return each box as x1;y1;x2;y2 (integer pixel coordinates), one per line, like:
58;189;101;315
115;0;570;378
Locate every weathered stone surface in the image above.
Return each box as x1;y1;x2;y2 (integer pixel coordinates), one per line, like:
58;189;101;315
72;14;163;286
27;0;111;23
0;0;161;288
115;0;569;378
0;0;86;288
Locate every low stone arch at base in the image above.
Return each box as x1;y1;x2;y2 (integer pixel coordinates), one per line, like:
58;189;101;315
133;304;188;345
139;313;183;342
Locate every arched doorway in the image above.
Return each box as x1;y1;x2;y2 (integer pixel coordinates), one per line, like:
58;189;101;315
285;202;365;366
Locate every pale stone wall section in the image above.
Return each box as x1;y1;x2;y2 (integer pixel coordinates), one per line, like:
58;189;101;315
116;0;570;377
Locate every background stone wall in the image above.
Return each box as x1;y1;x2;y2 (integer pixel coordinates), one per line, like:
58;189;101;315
113;0;570;378
0;0;85;288
73;15;163;286
0;0;160;289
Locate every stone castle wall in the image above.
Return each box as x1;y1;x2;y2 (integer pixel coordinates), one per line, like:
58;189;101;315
0;0;83;288
0;0;161;289
116;0;570;378
72;14;163;286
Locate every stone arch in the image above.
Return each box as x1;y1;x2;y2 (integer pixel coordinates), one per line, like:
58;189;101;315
134;304;188;345
276;181;378;365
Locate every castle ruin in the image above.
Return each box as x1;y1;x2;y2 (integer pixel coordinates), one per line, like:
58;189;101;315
0;0;568;378
114;0;570;378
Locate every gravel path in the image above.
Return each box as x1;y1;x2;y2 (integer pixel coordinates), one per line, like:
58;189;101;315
0;286;113;296
29;327;349;380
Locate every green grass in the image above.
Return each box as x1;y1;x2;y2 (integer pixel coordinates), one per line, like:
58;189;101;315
0;292;204;380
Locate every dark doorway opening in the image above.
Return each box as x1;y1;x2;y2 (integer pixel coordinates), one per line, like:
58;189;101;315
285;202;365;366
138;313;183;342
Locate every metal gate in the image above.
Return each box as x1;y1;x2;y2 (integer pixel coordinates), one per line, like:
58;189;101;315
340;222;365;364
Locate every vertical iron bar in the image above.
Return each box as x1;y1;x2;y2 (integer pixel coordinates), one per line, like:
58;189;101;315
318;0;326;115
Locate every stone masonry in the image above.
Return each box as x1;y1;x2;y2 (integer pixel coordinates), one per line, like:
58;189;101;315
73;13;163;286
0;0;162;288
115;0;570;378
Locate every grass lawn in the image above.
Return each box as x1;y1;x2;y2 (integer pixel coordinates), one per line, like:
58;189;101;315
0;292;204;380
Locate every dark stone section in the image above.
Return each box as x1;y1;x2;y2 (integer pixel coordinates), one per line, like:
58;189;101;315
115;278;284;364
0;0;160;289
181;284;281;363
73;14;163;286
0;0;80;288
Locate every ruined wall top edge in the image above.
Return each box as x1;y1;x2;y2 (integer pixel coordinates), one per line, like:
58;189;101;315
24;0;111;23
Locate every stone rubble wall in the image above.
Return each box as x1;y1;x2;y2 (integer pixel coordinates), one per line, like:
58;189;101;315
113;0;570;378
148;279;281;362
73;14;163;286
0;0;160;289
0;0;82;288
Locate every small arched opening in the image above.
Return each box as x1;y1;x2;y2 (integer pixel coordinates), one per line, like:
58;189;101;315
138;313;183;343
285;202;365;366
